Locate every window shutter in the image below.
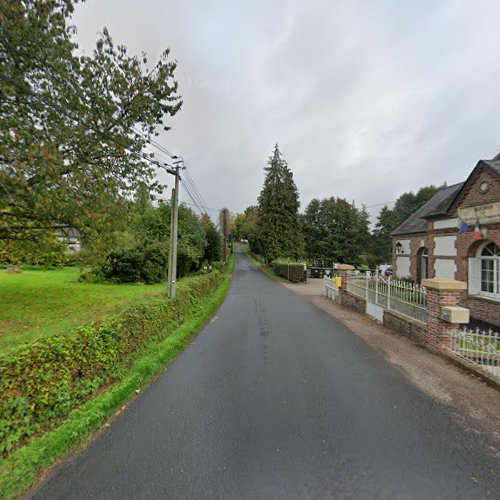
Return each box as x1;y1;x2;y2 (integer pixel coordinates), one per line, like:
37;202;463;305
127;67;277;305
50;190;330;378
468;257;480;295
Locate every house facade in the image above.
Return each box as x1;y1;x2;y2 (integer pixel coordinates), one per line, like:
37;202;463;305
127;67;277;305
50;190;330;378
391;154;500;328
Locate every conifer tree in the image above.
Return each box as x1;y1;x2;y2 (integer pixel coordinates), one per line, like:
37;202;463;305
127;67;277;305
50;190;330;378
257;145;303;262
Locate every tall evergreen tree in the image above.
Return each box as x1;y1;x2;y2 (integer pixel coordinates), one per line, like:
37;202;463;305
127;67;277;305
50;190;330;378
257;144;303;261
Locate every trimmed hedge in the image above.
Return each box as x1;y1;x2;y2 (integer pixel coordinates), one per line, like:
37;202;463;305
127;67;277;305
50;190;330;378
272;261;306;283
0;273;222;456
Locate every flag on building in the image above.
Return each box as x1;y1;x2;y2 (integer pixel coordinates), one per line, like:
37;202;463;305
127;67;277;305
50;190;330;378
458;219;469;234
473;222;481;240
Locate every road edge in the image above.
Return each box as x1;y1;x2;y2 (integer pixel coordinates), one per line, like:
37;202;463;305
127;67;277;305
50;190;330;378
0;264;234;500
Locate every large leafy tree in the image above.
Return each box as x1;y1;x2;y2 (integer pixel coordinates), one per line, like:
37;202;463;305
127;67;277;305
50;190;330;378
302;197;370;267
135;202;206;275
257;145;303;261
201;214;222;263
234;205;261;253
369;185;441;265
0;0;182;241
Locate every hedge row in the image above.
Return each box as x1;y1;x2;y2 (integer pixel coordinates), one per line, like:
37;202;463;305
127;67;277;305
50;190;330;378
272;261;306;283
0;273;223;456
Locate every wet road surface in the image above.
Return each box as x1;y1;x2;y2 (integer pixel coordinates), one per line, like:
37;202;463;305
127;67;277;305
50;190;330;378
31;247;500;499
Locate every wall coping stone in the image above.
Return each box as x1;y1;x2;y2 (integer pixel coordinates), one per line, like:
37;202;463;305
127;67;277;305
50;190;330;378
422;278;467;291
337;264;355;270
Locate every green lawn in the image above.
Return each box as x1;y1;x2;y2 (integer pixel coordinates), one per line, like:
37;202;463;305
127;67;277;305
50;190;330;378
0;268;167;353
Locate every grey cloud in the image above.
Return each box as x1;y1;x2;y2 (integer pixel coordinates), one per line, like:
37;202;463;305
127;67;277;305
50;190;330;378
73;0;500;219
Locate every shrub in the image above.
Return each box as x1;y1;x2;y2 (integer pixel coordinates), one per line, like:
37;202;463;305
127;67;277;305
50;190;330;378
103;248;143;283
140;244;168;284
272;260;306;283
90;244;168;284
0;273;223;456
78;267;105;283
212;261;227;273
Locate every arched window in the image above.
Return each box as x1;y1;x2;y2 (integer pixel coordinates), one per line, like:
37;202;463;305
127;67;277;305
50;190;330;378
416;247;429;283
480;242;500;295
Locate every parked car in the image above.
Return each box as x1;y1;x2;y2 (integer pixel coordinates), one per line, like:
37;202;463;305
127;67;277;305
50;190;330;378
384;266;393;277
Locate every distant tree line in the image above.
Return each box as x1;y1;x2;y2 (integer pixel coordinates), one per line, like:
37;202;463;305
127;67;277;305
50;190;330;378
234;145;440;269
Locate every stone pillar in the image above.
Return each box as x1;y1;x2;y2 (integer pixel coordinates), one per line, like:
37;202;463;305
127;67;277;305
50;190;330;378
337;264;355;300
422;278;469;351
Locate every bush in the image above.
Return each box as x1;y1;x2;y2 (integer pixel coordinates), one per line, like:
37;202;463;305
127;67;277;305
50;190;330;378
0;273;223;455
103;248;143;283
78;267;105;284
140;244;168;284
212;261;227;273
272;260;306;283
85;244;169;284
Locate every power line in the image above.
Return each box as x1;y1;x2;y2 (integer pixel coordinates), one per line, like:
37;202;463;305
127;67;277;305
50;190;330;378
131;128;212;216
181;180;207;215
183;167;210;213
365;200;397;209
181;174;209;214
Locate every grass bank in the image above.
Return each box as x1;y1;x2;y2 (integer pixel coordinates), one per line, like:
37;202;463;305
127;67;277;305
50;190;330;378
0;267;168;353
0;261;233;499
242;245;290;284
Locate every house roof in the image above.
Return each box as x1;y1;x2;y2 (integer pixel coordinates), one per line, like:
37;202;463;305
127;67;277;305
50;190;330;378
391;153;500;237
482;158;500;176
391;183;463;236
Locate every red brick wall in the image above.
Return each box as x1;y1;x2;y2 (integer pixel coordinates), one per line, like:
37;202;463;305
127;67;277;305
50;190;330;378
392;165;500;326
383;310;427;346
466;296;500;328
340;292;366;314
451;167;500;210
393;235;426;280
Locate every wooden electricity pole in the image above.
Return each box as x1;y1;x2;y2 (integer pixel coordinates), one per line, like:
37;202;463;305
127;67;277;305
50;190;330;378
167;164;180;298
162;158;183;299
222;208;228;264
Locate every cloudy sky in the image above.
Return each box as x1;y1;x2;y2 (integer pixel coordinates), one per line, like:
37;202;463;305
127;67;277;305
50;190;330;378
73;0;500;220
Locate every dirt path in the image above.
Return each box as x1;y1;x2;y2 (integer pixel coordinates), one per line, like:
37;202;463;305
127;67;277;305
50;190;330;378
283;278;500;451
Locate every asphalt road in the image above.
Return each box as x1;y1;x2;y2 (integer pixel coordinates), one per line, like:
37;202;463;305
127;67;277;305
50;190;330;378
31;247;500;499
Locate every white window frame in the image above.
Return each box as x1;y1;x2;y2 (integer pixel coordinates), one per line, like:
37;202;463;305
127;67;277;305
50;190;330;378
475;241;500;301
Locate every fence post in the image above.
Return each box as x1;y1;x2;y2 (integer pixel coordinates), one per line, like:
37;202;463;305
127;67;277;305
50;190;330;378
365;272;369;301
387;277;391;310
422;278;468;352
375;274;379;305
337;264;355;305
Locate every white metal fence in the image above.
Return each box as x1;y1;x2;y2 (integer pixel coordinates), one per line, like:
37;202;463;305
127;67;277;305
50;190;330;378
447;327;500;380
323;276;339;301
347;274;427;323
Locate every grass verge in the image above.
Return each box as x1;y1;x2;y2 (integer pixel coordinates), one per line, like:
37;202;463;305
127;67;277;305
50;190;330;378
0;273;232;499
242;245;290;284
0;267;167;353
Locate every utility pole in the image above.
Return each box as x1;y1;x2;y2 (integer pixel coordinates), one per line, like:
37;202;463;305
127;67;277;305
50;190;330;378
220;207;230;265
167;185;175;291
222;208;228;264
161;157;184;299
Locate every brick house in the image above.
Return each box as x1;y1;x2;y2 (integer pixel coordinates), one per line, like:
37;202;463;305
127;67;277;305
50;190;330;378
391;153;500;328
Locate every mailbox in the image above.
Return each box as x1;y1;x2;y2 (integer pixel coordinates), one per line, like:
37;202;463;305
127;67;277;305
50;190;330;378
335;277;342;288
440;306;470;324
